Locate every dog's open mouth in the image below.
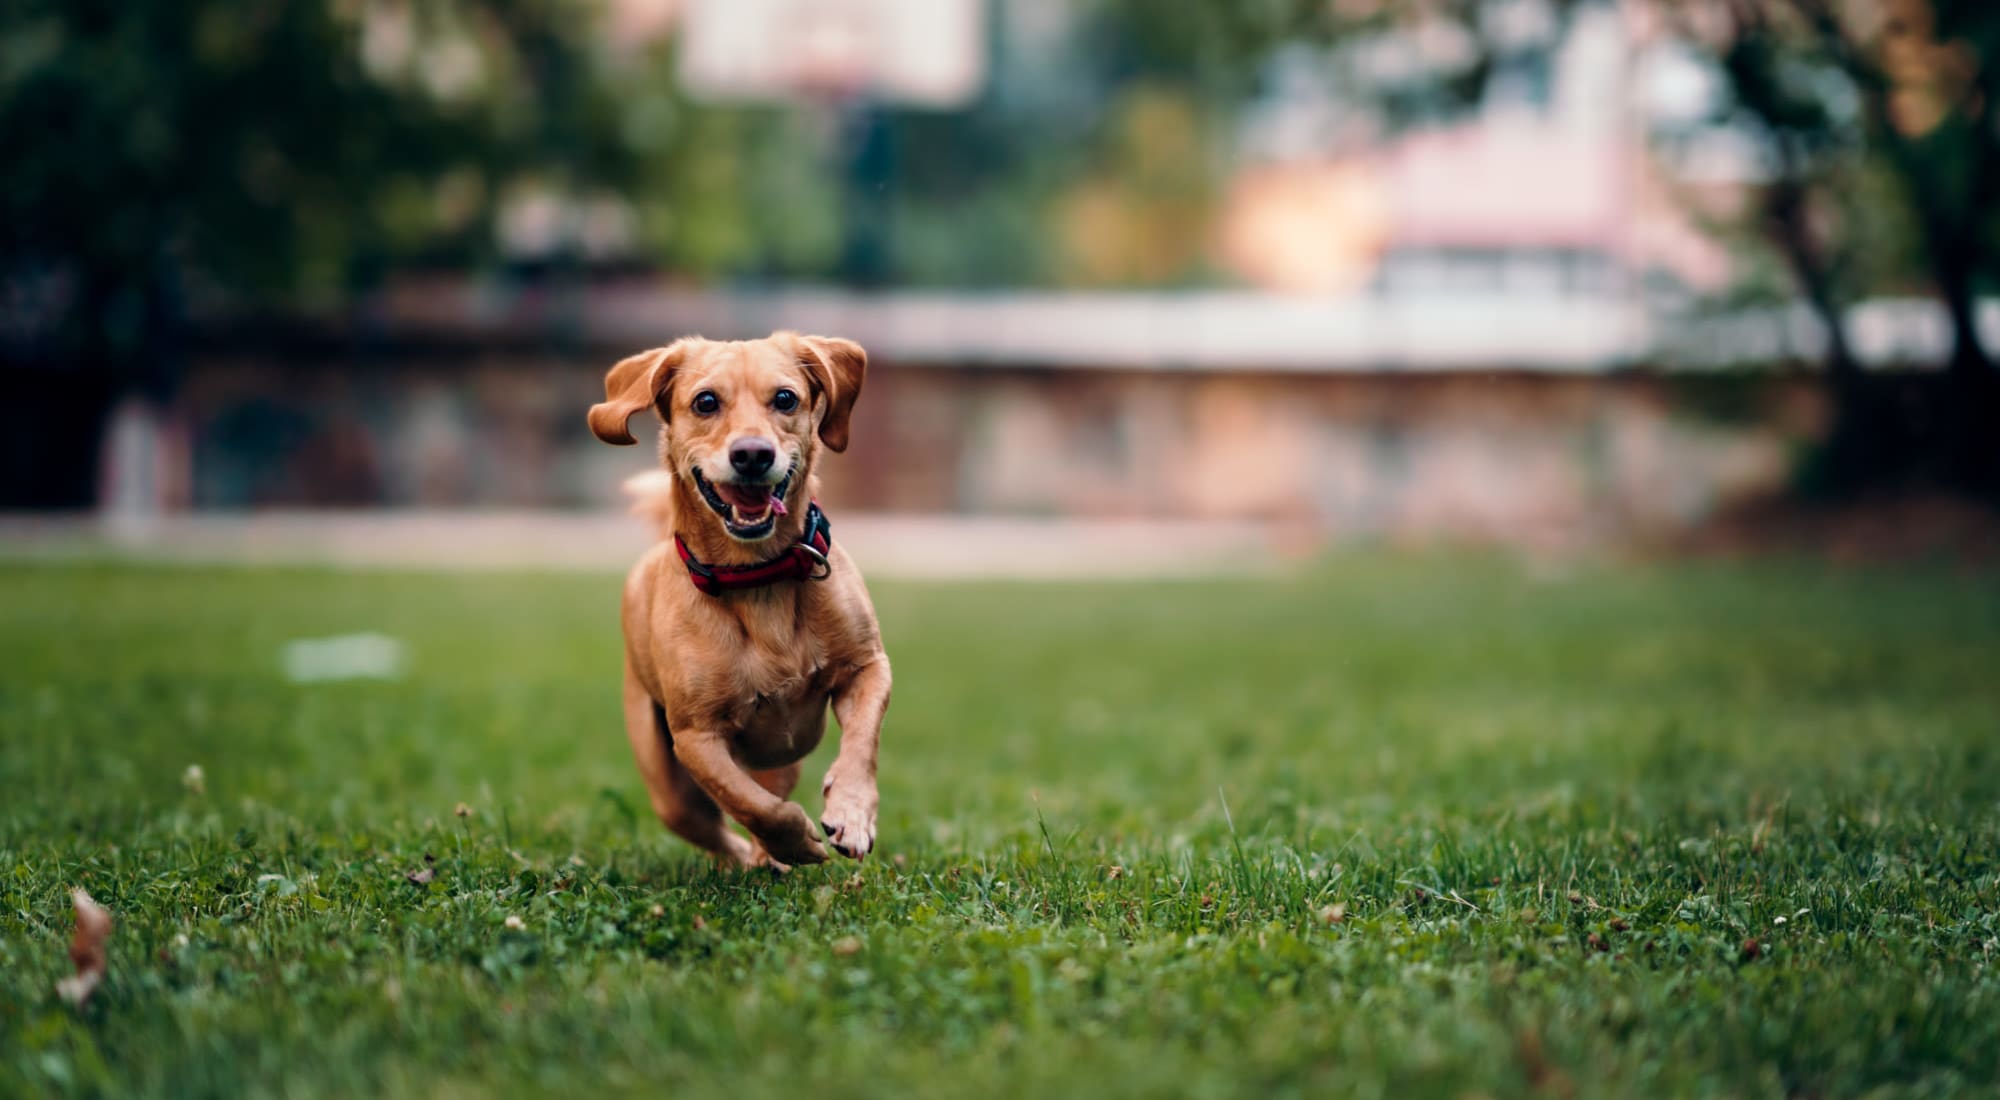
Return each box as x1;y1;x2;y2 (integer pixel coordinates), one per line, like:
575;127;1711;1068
693;464;796;540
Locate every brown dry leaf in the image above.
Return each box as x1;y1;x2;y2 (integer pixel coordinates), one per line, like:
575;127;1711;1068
56;888;112;1008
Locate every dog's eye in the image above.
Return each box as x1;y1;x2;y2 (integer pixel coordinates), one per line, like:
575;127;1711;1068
772;388;799;413
691;391;720;416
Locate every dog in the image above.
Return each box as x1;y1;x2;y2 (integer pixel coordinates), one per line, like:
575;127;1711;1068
588;332;889;870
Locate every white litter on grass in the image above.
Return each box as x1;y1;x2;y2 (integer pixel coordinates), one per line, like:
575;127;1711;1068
282;633;407;683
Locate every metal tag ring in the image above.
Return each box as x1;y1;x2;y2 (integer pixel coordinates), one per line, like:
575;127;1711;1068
795;541;832;580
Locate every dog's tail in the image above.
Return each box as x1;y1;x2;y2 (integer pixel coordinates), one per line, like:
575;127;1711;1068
622;470;677;542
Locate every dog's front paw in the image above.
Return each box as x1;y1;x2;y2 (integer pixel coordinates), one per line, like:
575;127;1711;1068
740;841;792;875
819;773;878;860
754;802;828;867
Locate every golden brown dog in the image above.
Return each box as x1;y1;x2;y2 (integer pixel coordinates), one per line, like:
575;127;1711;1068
588;332;889;869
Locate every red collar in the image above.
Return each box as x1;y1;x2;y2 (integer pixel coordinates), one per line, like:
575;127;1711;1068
674;501;833;596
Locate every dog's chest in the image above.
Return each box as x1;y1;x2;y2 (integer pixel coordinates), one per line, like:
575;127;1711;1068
720;619;838;766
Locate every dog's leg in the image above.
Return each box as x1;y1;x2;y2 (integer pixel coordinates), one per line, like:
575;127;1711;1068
669;731;828;866
743;763;804;871
623;664;759;867
821;657;890;859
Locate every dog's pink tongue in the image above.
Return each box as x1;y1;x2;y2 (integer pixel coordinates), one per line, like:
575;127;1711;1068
770;494;788;517
719;482;781;520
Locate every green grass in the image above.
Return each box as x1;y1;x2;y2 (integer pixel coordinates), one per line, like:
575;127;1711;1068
3;557;1999;1099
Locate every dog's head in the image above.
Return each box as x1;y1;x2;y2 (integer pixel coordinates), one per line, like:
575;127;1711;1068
588;331;866;543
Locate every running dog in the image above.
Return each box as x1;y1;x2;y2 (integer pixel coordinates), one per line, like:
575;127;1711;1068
588;331;888;869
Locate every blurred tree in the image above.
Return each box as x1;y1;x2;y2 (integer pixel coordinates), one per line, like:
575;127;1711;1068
0;0;634;506
1664;0;2000;497
1665;1;1886;492
1794;0;2000;496
1054;87;1219;286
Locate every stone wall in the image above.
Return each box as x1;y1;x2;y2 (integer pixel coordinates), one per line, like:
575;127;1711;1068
153;352;1821;547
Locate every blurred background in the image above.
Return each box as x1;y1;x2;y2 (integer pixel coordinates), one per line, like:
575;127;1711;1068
4;0;1998;568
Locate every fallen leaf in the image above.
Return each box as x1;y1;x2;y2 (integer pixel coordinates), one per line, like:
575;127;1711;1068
56;888;112;1008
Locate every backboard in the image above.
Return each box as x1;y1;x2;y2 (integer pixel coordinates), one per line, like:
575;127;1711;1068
678;0;986;108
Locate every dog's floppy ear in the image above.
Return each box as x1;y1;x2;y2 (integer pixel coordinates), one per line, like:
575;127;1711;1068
588;342;687;446
792;334;867;453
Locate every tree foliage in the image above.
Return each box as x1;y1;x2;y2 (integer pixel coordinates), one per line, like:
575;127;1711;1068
1665;0;2000;495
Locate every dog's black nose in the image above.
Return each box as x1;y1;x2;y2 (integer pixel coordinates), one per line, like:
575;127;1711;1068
729;437;777;477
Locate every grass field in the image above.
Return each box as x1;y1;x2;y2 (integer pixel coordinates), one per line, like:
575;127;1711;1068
3;557;1998;1098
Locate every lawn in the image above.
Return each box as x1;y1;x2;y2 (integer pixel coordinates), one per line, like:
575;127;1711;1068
2;557;1998;1099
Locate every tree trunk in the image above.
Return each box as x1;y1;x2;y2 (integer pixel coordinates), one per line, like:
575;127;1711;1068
1938;251;1993;379
1936;251;2000;498
1763;177;1878;496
